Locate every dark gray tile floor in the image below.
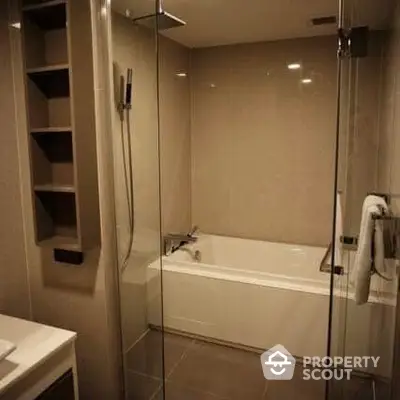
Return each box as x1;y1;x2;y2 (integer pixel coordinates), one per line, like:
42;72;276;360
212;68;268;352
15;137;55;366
125;330;376;400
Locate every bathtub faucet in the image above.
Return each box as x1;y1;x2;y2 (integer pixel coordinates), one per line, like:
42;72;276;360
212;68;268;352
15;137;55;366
163;229;198;256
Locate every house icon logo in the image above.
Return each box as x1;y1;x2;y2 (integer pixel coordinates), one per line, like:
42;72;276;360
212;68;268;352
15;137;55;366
260;344;296;380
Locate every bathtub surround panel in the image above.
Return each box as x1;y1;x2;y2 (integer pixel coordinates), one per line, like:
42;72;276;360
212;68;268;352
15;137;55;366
191;36;337;247
0;0;31;319
157;269;330;357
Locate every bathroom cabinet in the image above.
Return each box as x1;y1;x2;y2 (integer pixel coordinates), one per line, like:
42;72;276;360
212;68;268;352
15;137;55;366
20;0;101;253
0;314;78;400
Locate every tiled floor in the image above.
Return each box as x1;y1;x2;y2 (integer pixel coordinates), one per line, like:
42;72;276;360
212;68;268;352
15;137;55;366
125;330;376;400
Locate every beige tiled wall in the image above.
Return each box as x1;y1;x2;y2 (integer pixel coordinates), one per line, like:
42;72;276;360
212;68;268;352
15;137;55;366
191;36;338;247
340;32;387;238
0;0;31;319
336;21;399;387
378;18;400;199
375;9;400;393
159;35;191;236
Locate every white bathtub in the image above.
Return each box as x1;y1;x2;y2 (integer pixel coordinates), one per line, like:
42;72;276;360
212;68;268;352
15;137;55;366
146;234;397;372
147;234;330;357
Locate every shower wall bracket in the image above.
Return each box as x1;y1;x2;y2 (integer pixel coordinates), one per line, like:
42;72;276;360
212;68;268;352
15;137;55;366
338;26;369;59
18;0;101;261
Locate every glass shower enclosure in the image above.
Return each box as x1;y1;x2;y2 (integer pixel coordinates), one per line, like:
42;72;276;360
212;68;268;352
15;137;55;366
330;0;400;399
108;0;400;398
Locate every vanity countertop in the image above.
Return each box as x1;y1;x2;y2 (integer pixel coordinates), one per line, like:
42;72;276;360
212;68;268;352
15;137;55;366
0;314;77;396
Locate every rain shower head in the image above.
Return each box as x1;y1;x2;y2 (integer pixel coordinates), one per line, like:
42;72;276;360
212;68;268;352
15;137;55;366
133;10;186;31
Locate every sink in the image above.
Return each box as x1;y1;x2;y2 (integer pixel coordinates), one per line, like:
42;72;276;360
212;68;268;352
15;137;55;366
0;340;16;362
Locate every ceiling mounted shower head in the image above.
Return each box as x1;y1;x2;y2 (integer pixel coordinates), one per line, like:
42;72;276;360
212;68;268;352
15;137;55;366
133;10;186;31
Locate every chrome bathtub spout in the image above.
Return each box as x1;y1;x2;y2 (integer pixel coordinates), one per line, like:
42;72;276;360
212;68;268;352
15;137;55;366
189;225;199;237
163;232;198;256
164;233;198;243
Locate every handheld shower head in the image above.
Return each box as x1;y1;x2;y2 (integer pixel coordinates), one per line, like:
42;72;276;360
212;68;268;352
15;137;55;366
126;68;133;108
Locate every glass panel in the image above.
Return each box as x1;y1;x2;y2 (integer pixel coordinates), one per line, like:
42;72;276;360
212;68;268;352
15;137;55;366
110;0;400;398
110;1;164;399
328;2;354;398
158;1;339;399
329;0;399;399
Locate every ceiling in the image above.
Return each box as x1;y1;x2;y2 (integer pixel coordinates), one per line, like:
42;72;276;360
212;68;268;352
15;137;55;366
112;0;394;48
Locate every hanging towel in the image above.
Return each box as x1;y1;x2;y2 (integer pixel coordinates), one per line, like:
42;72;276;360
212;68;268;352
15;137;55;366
351;195;388;305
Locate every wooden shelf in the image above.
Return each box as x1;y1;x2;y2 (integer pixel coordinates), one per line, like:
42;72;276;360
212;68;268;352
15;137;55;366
23;0;66;11
34;184;75;193
27;63;69;74
21;0;101;254
31;126;72;134
38;235;80;251
23;1;67;31
27;65;69;98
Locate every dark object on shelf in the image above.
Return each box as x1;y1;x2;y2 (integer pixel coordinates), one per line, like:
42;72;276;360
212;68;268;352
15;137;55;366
53;248;84;265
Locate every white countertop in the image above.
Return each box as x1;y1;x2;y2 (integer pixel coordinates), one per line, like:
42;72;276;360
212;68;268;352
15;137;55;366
0;314;76;396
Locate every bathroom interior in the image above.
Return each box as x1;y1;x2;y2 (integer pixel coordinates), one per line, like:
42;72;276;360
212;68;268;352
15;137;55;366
1;0;400;399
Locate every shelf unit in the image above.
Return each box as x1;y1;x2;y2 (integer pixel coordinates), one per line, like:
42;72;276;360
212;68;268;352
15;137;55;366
21;0;100;256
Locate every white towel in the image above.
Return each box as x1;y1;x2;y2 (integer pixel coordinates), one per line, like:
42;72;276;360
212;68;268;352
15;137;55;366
352;195;388;305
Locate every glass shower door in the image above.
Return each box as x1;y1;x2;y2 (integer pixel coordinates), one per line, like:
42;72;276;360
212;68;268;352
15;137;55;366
110;0;165;399
329;0;399;398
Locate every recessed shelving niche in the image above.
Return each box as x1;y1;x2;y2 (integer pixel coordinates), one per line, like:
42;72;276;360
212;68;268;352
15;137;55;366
31;130;74;188
34;191;78;249
21;0;101;256
23;1;68;69
27;65;70;98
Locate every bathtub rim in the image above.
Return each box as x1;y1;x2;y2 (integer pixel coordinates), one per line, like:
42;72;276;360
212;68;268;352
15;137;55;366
147;258;397;307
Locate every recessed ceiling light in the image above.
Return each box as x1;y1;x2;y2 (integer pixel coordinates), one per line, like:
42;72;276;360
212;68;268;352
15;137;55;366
176;72;187;77
301;78;313;84
288;63;301;70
